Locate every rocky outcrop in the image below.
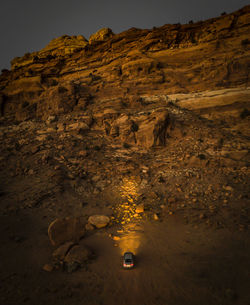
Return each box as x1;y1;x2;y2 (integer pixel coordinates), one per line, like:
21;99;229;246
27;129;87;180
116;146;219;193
101;109;169;148
0;5;249;144
11;35;88;69
89;27;114;44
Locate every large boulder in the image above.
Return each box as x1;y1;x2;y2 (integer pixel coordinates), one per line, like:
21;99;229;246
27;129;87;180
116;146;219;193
52;241;75;261
88;215;110;228
135;109;169;148
108;109;169;148
48;217;86;246
64;245;92;272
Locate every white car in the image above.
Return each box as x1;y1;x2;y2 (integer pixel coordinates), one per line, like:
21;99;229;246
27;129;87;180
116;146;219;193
123;252;134;269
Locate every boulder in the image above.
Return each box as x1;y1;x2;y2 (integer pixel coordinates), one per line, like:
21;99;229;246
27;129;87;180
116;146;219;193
52;241;75;261
66;122;89;132
110;109;169;148
88;215;110;228
64;245;92;272
135;110;169;148
48;217;85;247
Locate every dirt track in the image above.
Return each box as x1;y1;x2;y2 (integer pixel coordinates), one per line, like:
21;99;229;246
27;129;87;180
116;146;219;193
1;211;249;305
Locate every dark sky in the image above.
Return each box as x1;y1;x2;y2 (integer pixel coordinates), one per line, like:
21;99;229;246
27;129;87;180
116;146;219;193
1;0;249;70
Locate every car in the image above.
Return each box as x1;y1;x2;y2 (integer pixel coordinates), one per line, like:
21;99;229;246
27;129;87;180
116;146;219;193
123;252;134;269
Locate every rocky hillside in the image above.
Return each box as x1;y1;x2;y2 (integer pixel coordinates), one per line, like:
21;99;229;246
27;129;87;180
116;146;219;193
0;5;249;124
0;6;250;305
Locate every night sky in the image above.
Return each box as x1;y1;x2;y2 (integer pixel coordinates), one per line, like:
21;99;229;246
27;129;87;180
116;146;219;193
0;0;249;70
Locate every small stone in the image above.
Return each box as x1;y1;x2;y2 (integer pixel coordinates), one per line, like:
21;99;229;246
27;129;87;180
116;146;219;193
168;197;175;204
46;115;57;124
43;264;54;272
28;169;34;175
153;213;159;220
67;122;89;132
36;135;48;141
85;223;95;231
199;213;206;219
57;123;65;132
135;204;144;214
31;146;40;154
223;185;234;192
79;150;88;157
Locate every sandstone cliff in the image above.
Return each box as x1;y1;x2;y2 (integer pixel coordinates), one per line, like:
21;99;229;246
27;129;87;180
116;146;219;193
0;6;249;147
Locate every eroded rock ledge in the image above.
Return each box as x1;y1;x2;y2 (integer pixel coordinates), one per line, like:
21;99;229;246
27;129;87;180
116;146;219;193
0;5;249;125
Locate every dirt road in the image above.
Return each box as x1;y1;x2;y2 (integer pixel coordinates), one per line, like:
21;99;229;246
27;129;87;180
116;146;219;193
1;210;249;305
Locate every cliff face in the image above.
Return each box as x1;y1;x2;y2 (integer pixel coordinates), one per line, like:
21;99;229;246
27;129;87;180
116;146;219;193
0;6;249;126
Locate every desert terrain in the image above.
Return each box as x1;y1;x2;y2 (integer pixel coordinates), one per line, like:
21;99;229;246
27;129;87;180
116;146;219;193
0;5;249;305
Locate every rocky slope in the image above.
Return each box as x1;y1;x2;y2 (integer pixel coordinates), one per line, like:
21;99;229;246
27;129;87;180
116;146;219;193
0;5;249;123
0;6;249;305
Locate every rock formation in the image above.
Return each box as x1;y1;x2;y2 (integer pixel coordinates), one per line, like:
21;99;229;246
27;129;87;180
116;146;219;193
0;6;249;303
0;6;249;129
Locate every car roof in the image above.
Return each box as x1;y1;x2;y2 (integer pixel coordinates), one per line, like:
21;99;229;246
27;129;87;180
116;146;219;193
124;252;133;258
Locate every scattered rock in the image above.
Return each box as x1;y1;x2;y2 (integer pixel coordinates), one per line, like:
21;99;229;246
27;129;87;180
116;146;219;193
223;185;234;192
36;135;48;141
46;115;57;124
43;263;54;272
88;215;110;228
199;213;206;219
31;145;40;154
135;204;144;213
67;122;89;133
27;169;34;175
57;123;65;132
79;150;88;157
153;213;159;220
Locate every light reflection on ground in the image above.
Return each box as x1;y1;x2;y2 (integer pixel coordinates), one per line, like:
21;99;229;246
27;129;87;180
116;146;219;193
119;176;140;203
112;176;144;255
118;230;143;255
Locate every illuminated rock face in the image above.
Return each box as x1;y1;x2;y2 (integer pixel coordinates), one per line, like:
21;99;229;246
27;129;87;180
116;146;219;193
0;5;249;146
89;27;114;44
